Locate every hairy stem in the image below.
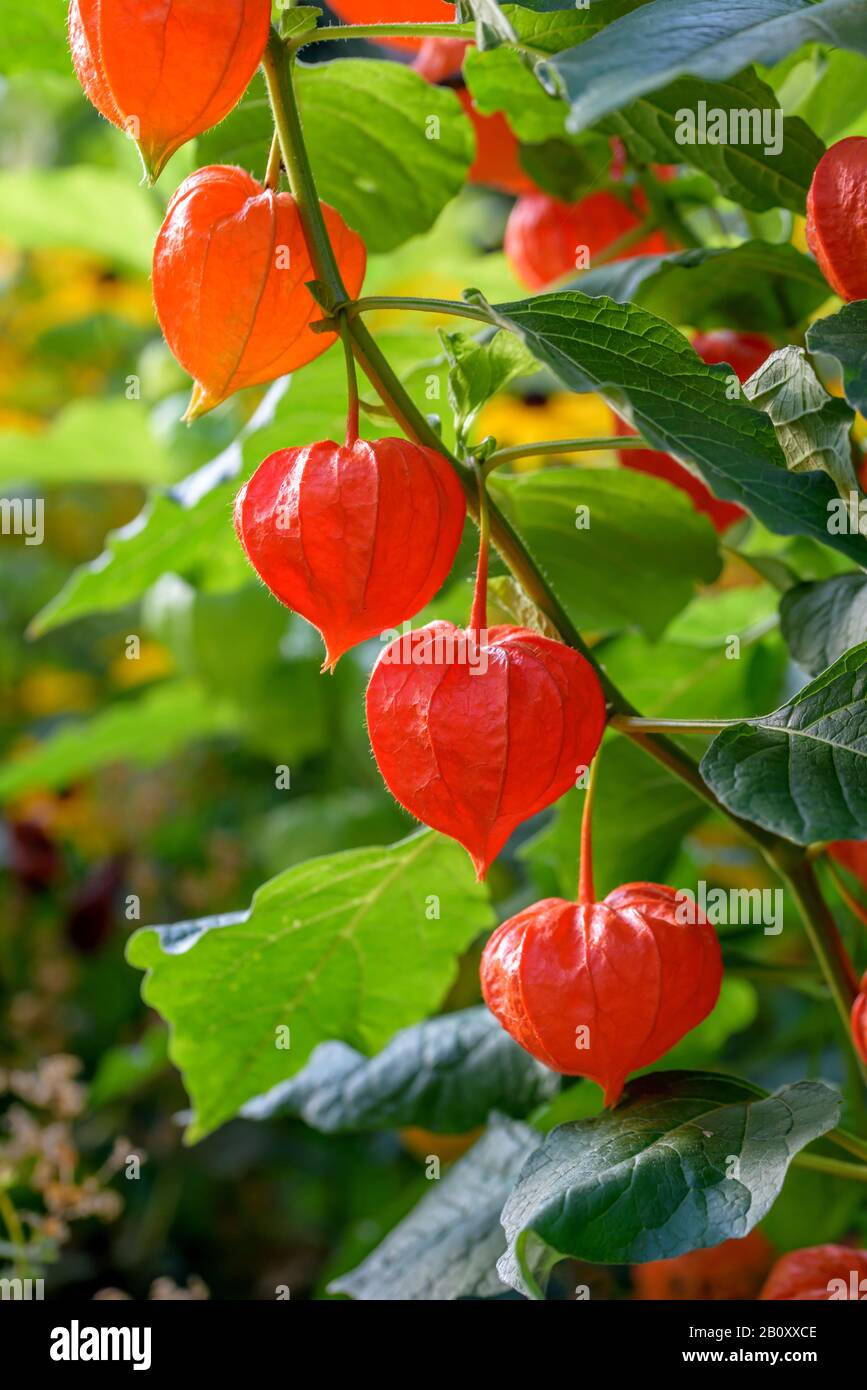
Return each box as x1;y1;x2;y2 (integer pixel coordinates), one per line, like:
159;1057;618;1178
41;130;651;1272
484;435;647;472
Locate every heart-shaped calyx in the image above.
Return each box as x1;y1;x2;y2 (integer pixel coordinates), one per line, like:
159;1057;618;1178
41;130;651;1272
366;619;606;879
480;776;722;1103
153;165;366;418
235;436;466;669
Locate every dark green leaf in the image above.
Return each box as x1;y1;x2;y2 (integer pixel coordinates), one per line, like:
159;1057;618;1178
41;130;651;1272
489;466;721;639
601;70;824;213
700;643;867;842
497;1070;841;1297
330;1117;539;1300
807;301;867;418
552;0;867;133
127;832;494;1140
780;573;867;676
242;1007;558;1132
486;291;867;565
573;242;829;333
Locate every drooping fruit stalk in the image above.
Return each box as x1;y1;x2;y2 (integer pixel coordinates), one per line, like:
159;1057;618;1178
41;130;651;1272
366;487;606;877
153;165;366;419
480;769;723;1102
68;0;271;182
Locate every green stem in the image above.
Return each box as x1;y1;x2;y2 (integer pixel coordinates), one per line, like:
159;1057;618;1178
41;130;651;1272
791;1152;867;1184
484;435;647;472
827;1126;867;1164
779;857;867;1085
260;28;866;1104
578;754;600;905
264;130;282;191
826;858;867;932
349;295;493;323
610;714;735;736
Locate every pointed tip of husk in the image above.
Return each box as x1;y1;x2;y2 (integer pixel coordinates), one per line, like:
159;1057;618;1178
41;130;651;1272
183;382;220;423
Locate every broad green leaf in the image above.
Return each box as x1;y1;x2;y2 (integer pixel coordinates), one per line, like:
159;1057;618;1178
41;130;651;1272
0;0;75;74
600;70;823;213
551;0;867;134
200;64;473;253
440;329;537;447
665;584;780;646
573;242;829;333
484;291;867;565
0;682;237;802
242;1007;558;1132
521;741;707;899
0;400;172;486
743;346;858;498
779;573;867;676
498;1070;841;1297
330;1117;539;1301
489;467;721;638
127;831;494;1141
464;45;569;143
604;628;788;720
807;302;867;418
700;643;867;842
0;167;160;271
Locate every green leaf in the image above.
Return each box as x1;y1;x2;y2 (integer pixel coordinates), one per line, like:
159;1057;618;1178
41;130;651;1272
551;0;867;133
440;328;537;447
517;133;613;202
485;291;867;565
0;682;237;803
601;70;824;213
497;1070;841;1297
0;0;76;74
127;831;494;1141
0;400;173;486
574;242;829;333
700;643;867;843
0;167;160;271
784;47;867;143
242;1006;558;1132
779;573;867;676
464;45;569;143
200;64;474;254
743;346;858;498
459;0;520;51
807;302;867;418
489;466;720;638
521;740;707;899
330;1117;539;1301
276;4;322;40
